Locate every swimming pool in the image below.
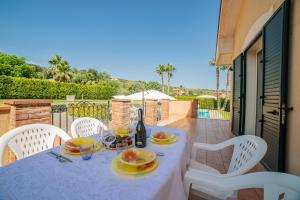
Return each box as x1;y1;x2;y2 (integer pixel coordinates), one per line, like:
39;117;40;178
197;109;211;119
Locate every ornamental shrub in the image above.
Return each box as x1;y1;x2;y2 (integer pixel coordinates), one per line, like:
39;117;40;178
0;75;118;99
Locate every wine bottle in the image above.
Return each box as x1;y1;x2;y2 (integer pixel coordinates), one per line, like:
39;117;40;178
135;108;147;148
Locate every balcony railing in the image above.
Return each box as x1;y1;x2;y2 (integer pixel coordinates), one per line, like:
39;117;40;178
51;101;110;133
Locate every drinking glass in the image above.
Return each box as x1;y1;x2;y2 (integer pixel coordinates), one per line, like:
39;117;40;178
146;127;152;138
101;130;116;149
116;141;128;155
80;144;94;160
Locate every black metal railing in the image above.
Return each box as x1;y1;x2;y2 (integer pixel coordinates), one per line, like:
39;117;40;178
51;101;110;133
197;100;231;121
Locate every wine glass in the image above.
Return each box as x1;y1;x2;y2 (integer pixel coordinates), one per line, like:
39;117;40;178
101;130;116;149
130;118;138;138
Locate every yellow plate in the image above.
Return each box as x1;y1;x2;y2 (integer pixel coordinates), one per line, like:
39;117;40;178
119;148;156;166
62;137;102;155
112;154;159;175
150;132;176;142
150;137;177;145
114;126;131;136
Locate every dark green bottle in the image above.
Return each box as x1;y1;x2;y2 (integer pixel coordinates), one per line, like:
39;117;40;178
135;108;147;148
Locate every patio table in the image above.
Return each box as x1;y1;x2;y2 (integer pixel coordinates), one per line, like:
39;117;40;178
0;126;189;200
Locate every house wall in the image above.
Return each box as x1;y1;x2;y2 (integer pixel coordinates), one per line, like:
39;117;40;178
232;0;284;59
230;0;300;175
286;0;300;175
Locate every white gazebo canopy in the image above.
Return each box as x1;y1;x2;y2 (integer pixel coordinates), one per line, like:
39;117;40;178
114;90;175;101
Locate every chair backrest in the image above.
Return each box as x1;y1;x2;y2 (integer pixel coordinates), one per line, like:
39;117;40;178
204;172;300;200
71;117;107;138
0;124;71;166
227;135;267;176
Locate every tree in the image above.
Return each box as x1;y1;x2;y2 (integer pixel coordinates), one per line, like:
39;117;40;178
209;58;231;109
0;52;36;78
98;71;111;81
145;81;161;91
47;55;73;82
47;55;63;79
48;55;62;67
53;60;72;82
155;64;166;93
165;63;176;95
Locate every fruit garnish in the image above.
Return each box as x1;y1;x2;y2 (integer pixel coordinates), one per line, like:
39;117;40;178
123;150;137;162
154;132;167;139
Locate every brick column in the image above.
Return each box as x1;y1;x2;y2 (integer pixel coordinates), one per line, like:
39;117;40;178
111;99;130;128
4;99;52;163
145;99;158;125
160;99;170;120
191;99;198;118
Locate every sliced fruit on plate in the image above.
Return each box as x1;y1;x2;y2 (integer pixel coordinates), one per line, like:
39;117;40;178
64;137;98;153
120;148;156;166
151;132;175;142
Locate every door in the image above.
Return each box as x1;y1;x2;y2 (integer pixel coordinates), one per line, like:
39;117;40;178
232;54;245;135
261;1;290;172
256;51;263;137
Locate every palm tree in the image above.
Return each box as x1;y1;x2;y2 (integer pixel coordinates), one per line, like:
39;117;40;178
155;64;166;93
209;59;230;109
48;55;62;67
165;63;176;95
53;60;72;82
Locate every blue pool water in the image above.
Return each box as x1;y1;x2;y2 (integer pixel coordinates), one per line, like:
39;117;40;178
197;110;211;119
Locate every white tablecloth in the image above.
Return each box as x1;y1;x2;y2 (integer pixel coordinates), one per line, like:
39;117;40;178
0;126;189;200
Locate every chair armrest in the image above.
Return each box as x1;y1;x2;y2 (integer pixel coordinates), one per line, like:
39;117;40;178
183;168;225;197
190;138;234;160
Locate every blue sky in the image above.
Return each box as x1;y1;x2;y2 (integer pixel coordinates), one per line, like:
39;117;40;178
0;0;225;89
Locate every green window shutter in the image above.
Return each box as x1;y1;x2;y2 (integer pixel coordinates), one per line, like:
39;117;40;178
232;54;245;135
261;1;290;172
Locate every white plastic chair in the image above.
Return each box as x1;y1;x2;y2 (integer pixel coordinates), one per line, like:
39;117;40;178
186;135;267;199
184;171;300;200
0;124;71;166
71;117;107;138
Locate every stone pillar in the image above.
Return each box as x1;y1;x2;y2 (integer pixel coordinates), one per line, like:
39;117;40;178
160;99;170;120
145;99;158;125
111;99;130;128
191;99;198;118
4;99;52;163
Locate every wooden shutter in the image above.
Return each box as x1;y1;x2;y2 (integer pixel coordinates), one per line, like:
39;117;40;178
261;1;290;171
232;54;245;135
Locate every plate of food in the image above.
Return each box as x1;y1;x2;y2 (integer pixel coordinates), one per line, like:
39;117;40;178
150;132;176;142
103;135;134;150
111;154;159;175
119;149;156;166
62;137;101;155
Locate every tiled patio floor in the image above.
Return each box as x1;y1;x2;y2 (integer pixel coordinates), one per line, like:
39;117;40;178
169;118;265;200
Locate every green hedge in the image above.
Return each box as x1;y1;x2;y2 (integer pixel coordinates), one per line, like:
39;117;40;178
175;95;230;111
0;75;118;99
